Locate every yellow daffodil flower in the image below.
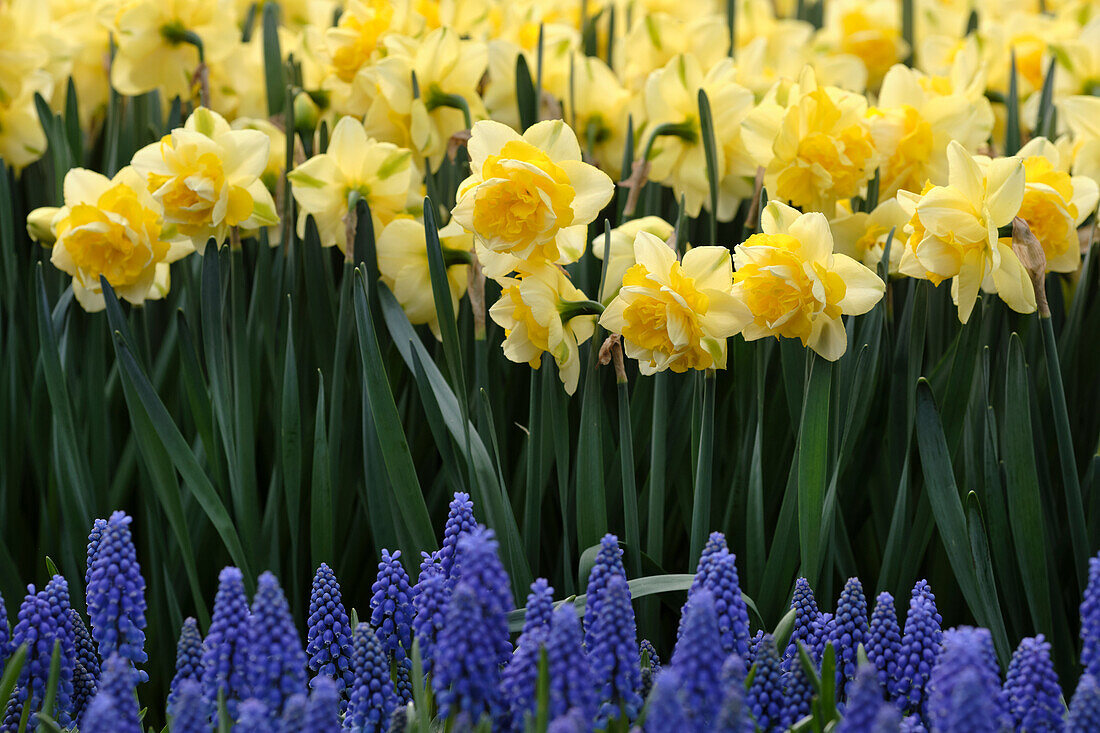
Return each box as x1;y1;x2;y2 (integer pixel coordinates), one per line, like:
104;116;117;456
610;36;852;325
599;232;751;374
377;218;472;338
897;141;1034;322
868;64;994;199
366;27;488;170
732;201;884;361
451;119;614;267
131;107;279;252
642;55;758;221
104;0;239;100
743;66;879;214
564;54;632;179
490;261;597;395
817;0;909;90
590;216;676;302
30;167;192;312
288;116;416;253
1015;137;1099;273
829;197;909;274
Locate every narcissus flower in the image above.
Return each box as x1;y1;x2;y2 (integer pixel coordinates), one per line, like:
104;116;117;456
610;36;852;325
897;141;1033;323
743;66;878;214
132;107;278;252
1061;95;1100;186
489;261;598;395
451;119;615;267
819;0;910;90
1014;137;1099;273
599;232;750;374
104;0;238;100
288;116;416;253
732;201;885;361
377;218;472;338
867;64;994;200
642;55;759;221
31;167;192;312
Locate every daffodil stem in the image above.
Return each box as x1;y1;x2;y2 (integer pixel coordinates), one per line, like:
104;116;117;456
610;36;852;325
442;249;473;267
617;367;642;580
641;121;698;162
559;298;604;321
1040;314;1089;588
646;372;668;566
689;369;717;566
426;89;473;130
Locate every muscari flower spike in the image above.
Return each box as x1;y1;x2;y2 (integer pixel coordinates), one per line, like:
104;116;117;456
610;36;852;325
584;535;627;650
82;653;141;733
346;623;396;733
546;604;598;724
867;592;901;695
202;566;251;718
0;590;10;664
1003;634;1062;732
432;581;507;724
302;675;341;731
439;491;477;581
306;563;354;695
246;571;308;716
926;627;1008;733
747;633;788;732
893;594;941;712
448;527;513;668
86;511;148;682
85;517;108;590
522;578;554;638
411;562;446;677
784;644;815;725
811;612;836;665
689;545;751;658
1067;673;1100;732
70;608;99;724
671;589;726;729
169;617;204;708
639;638;661;699
501;579;557;726
830;577;869;697
168;678;213;733
4;578;78;728
370;549;414;665
785;577;819;665
587;572;642;723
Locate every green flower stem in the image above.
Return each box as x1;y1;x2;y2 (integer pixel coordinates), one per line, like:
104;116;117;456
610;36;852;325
559;298;605;321
689;368;717;566
640;121;698;163
425;87;474;130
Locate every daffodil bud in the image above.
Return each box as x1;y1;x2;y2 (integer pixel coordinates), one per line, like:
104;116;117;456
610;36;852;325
294;92;320;137
26;207;60;245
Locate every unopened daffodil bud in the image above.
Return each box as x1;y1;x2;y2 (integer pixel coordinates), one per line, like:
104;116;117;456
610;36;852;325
26;207;61;245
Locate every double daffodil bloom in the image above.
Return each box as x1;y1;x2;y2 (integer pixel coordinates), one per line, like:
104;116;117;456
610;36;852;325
867;64;994;200
30;167;192;312
829;197;909;274
490;261;597;395
1015;137;1099;273
733;202;885;361
451;119;614;267
377;218;472;339
599;232;751;374
743;66;879;214
897;141;1033;323
287;116;416;253
131;107;278;252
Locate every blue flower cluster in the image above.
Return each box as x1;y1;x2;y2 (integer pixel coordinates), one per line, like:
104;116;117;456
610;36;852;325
6;497;1100;732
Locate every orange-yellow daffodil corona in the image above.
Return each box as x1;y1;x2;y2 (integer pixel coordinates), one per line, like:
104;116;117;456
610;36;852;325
897;141;1034;323
131;107;278;252
599;233;751;375
451;119;615;267
28;167;193;312
490;261;597;395
733;201;885;361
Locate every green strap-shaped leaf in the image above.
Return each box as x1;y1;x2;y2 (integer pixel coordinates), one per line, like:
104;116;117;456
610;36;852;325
351;268;437;555
797;354;831;586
